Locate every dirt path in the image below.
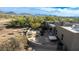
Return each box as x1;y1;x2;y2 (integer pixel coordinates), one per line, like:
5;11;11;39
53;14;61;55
0;18;19;44
0;18;16;24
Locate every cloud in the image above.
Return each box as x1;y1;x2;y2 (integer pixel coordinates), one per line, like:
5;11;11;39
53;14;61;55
39;7;79;17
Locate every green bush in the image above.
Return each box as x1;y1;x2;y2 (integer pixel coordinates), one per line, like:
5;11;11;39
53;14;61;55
7;16;79;29
7;16;27;28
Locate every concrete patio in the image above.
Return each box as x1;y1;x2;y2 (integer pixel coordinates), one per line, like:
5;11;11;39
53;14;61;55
28;30;58;51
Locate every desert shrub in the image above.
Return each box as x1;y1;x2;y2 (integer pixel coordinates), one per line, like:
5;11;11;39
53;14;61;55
0;34;30;51
6;20;18;28
15;34;30;50
15;34;29;46
28;16;44;29
6;16;27;28
7;16;79;29
0;37;24;51
16;16;26;27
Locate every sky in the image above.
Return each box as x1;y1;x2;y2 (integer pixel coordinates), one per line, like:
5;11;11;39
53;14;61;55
0;7;79;17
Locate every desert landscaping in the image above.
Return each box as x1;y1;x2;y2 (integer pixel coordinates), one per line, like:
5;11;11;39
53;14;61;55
0;8;79;51
0;17;32;51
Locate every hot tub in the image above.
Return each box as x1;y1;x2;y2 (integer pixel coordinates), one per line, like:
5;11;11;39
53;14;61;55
57;26;79;51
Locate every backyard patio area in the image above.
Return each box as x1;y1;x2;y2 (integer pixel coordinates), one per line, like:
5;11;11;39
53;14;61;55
27;29;58;51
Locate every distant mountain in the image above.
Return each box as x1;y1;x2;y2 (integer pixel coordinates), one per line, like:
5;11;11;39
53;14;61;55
0;11;79;17
33;14;53;16
19;13;32;16
5;11;16;15
0;11;5;14
0;11;3;13
0;11;32;16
